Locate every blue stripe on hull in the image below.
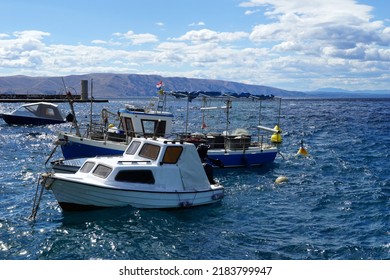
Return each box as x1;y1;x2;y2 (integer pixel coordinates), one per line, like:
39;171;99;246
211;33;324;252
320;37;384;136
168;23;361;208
208;152;277;167
60;142;123;159
60;140;277;167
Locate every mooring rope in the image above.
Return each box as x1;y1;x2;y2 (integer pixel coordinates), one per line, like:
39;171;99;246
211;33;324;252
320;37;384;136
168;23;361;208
45;143;58;166
29;175;45;221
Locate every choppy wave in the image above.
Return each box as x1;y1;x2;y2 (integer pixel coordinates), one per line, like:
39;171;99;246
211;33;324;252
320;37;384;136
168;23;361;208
0;99;389;260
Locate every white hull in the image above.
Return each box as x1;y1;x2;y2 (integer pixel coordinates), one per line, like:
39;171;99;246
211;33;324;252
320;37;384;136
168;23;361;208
47;177;224;210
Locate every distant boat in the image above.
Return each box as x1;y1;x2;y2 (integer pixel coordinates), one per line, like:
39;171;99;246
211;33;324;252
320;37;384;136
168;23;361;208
1;102;72;125
41;137;224;211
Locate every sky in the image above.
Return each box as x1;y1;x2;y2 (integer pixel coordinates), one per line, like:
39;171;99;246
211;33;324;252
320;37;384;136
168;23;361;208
0;0;389;92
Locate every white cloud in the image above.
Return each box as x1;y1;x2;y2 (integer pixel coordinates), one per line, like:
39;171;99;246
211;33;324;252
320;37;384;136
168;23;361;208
174;29;249;43
0;1;389;91
244;9;260;15
113;30;159;45
0;30;50;68
91;39;107;45
0;33;10;39
245;0;387;51
239;0;390;91
189;21;206;27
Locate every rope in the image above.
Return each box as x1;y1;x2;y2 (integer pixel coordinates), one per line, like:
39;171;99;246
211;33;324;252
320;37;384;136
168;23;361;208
29;175;45;221
278;151;286;160
45;144;58;165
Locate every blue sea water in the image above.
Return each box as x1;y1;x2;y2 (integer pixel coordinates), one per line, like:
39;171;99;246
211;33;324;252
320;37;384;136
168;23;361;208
0;98;389;260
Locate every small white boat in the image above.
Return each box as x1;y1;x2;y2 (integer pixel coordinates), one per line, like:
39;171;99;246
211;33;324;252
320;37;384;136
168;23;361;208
1;102;71;125
42;137;224;211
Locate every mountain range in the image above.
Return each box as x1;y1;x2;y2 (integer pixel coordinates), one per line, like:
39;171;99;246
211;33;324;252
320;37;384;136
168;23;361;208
0;73;388;98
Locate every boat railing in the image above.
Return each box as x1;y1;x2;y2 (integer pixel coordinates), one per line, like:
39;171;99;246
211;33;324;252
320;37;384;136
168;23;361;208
88;122;106;140
87;121;173;144
252;135;278;151
117;160;152;165
179;132;278;152
175;132;266;151
224;135;251;150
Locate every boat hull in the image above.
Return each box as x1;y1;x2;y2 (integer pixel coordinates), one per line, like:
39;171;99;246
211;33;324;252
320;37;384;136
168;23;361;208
59;135;123;159
59;133;278;168
207;148;278;167
46;177;224;211
2;114;65;125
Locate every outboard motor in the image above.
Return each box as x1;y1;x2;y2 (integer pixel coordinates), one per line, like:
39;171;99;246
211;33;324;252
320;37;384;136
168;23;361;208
65;113;74;122
197;143;209;162
197;144;216;184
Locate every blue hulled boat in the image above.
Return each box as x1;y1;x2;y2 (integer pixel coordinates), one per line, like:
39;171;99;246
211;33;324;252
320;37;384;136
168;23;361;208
51;92;281;170
1;102;71;125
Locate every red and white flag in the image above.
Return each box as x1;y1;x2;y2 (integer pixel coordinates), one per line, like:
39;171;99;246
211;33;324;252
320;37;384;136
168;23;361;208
156;81;163;89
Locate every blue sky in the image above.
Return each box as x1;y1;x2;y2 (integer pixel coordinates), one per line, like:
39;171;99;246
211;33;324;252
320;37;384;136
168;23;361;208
0;0;389;91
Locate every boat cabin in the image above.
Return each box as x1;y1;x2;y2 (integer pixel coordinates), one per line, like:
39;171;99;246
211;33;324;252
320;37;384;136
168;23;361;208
76;138;214;191
119;105;174;138
88;105;174;143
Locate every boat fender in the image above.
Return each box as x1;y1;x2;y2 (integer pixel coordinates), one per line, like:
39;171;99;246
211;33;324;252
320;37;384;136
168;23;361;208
241;155;249;167
180;201;193;208
212;193;224;200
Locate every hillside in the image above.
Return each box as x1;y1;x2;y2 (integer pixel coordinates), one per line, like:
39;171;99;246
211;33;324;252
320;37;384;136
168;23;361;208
0;73;304;98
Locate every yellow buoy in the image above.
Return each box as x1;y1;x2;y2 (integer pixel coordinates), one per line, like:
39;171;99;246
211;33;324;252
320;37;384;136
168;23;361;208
271;125;282;143
297;146;309;156
275;175;288;184
296;140;309;156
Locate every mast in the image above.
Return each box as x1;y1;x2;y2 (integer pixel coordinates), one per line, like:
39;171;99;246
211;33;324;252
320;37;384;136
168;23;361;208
62;77;81;137
89;79;93;136
257;99;263;144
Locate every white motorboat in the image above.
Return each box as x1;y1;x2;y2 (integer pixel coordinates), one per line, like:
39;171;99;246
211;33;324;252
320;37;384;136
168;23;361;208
41;137;224;211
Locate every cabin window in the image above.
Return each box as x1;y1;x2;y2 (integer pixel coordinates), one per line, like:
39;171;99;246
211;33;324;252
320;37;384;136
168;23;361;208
26;105;39;115
162;146;183;164
45;108;55;117
125;140;141;155
139;143;160;160
123;117;135;137
141;119;167;137
79;161;95;173
92;164;112;178
115;170;155;184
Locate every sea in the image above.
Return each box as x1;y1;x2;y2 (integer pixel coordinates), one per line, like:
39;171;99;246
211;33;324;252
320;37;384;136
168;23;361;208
0;97;389;262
